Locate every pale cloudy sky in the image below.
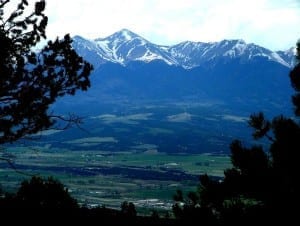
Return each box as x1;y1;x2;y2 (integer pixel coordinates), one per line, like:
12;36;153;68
43;0;299;50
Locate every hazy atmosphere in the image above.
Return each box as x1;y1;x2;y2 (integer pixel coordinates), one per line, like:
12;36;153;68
44;0;300;50
1;0;300;224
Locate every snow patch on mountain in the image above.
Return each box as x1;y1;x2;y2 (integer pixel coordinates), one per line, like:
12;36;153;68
72;29;295;69
276;47;296;68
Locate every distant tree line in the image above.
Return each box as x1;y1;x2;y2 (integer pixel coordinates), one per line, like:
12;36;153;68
1;41;298;226
1;1;300;225
0;176;177;225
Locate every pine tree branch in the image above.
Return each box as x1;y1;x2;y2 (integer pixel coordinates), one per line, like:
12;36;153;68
0;156;36;177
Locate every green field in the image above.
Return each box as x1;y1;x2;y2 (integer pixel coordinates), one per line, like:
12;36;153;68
0;146;230;212
1;100;252;213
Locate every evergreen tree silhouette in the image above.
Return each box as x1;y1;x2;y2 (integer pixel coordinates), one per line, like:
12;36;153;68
121;201;137;218
0;0;93;144
0;176;80;223
290;41;300;115
173;40;300;225
15;176;78;209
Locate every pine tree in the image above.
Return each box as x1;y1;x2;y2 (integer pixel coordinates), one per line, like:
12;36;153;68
173;40;300;224
205;40;300;223
0;0;93;144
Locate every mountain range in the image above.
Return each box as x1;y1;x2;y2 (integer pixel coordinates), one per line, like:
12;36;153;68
66;29;295;117
72;28;294;70
46;29;298;155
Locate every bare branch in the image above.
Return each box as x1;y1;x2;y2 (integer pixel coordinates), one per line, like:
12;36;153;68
0;156;36;177
0;144;40;176
49;113;90;134
0;0;10;9
0;0;92;144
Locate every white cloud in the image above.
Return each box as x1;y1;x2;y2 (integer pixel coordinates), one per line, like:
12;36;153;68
43;0;300;50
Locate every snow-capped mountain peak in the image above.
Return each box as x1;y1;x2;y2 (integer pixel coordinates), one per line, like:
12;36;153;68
116;28;139;41
72;29;295;69
276;47;297;68
222;39;247;56
91;29;178;66
96;29;141;44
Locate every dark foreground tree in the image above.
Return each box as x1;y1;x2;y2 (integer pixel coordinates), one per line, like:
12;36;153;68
0;0;93;144
121;201;137;218
0;176;78;209
290;41;300;115
173;40;300;225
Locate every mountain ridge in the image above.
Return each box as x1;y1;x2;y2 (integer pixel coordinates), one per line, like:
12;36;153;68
72;28;295;70
53;29;295;155
67;28;295;118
